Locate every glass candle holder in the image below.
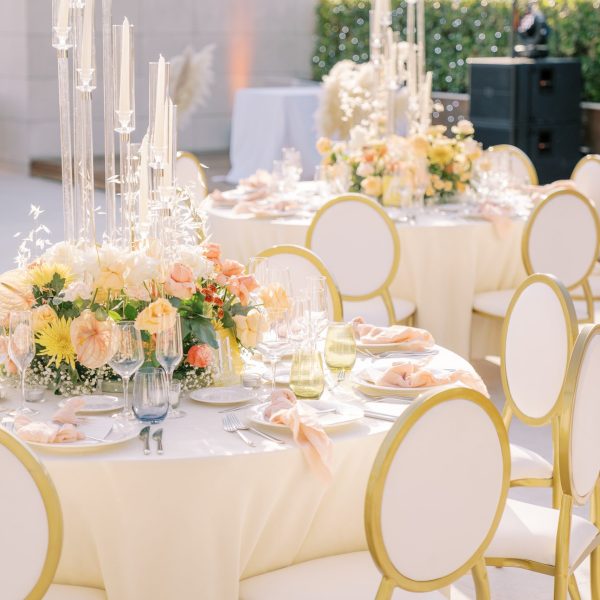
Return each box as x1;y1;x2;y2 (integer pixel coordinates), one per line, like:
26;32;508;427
149;58;171;167
52;0;73;49
74;0;96;91
113;20;136;133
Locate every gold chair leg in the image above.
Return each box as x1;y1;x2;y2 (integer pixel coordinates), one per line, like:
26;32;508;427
552;418;562;509
568;574;582;600
375;577;395;600
472;558;491;600
555;496;573;600
591;481;600;600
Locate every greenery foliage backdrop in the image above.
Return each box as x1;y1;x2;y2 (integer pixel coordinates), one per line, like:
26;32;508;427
312;0;600;102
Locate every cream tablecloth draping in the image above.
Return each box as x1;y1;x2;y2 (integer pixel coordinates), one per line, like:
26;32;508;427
4;349;475;600
206;205;527;358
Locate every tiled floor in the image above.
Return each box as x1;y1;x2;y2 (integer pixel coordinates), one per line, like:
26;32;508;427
0;170;593;598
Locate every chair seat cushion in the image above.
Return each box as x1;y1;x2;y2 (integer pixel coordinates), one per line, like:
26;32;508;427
44;584;107;599
343;297;416;326
510;443;553;482
239;551;447;600
486;499;600;567
473;290;515;318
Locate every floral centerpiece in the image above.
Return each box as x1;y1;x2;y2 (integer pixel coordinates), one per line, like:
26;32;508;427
316;119;482;204
0;241;264;395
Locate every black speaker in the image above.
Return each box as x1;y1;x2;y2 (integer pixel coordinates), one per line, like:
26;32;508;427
468;57;582;183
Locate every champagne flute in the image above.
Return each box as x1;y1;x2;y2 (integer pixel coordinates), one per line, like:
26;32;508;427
307;276;329;339
256;309;291;393
324;322;357;389
289;295;310;348
8;310;37;416
132;367;169;425
109;321;144;421
156;315;184;418
247;256;268;304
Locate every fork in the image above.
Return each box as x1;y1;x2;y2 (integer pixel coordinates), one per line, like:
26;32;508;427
228;413;285;445
222;414;255;447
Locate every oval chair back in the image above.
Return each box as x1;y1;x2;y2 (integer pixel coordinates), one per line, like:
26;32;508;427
176;151;209;203
488;144;538;185
256;245;343;322
365;387;509;598
0;428;62;600
501;274;578;428
306;194;402;325
559;324;600;506
523;188;600;322
571;154;600;216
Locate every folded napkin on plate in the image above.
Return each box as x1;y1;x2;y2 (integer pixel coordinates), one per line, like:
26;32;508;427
13;397;87;443
360;361;489;397
524;180;579;205
240;169;273;190
233;197;299;216
265;389;333;482
351;317;435;351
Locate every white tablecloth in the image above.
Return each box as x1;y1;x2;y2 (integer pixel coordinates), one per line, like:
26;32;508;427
227;87;322;183
3;349;475;600
206;204;527;359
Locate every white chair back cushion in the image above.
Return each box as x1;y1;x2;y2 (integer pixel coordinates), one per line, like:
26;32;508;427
308;197;397;297
380;398;505;582
569;330;600;502
526;191;598;288
489;145;537;185
0;444;50;599
503;278;572;422
176;154;207;202
259;252;338;321
342;297;388;325
572;156;600;210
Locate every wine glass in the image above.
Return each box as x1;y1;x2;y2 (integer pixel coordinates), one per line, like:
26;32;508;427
8;310;37;416
289;295;310;348
109;321;144;421
324;322;357;389
256;309;291;393
132;367;169;425
156;315;184;418
307;276;329;339
247;256;268;304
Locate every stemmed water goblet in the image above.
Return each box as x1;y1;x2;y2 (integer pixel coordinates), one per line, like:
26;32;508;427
8;310;38;416
109;321;145;421
156;314;184;418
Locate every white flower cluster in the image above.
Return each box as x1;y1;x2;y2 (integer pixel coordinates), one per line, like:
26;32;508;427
178;365;213;391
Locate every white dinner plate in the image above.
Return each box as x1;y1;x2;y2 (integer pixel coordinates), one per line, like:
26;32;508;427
189;386;253;405
24;418;138;453
352;372;448;398
356;342;439;356
58;394;124;414
249;400;363;431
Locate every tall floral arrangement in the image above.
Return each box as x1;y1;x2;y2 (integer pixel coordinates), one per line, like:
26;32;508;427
0;241;262;395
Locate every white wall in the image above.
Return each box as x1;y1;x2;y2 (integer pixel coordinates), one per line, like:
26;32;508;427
2;0;317;170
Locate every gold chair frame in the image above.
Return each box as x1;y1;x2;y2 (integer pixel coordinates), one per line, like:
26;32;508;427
176;150;209;195
365;387;510;599
500;274;578;506
0;428;63;600
306;194;413;325
488;144;539;185
571;154;600;183
488;324;600;600
256;244;344;321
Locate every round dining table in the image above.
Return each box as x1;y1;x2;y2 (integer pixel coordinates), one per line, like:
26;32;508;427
2;347;477;600
206;201;527;359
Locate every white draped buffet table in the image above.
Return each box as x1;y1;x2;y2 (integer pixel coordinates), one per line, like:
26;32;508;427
2;348;476;600
206;203;527;359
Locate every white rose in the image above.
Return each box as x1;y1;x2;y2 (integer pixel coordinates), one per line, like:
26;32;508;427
175;245;213;280
62;281;93;301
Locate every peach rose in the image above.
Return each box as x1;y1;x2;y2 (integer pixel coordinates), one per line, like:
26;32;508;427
0;269;35;325
316;136;332;155
233;309;268;348
361;175;383;198
135;298;177;334
70;310;118;369
187;344;213;368
227;275;259;306
164;262;196;300
95;267;125;292
260;283;291;315
411;134;429;157
32;305;58;332
203;243;222;264
220;259;244;278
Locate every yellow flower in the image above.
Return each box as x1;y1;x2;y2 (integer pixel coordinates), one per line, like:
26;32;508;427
32;305;58;332
135;298;177;334
361;175;383;198
428;140;454;166
233;309;268;348
36;316;76;369
410;134;429;157
316;137;332;155
28;262;72;289
451;119;475;137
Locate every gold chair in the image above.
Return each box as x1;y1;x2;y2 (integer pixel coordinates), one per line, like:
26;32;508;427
240;387;510;600
488;144;539;185
176;150;209;201
499;274;578;508
306;194;415;326
486;324;600;600
473;187;600;326
0;427;107;599
257;244;344;321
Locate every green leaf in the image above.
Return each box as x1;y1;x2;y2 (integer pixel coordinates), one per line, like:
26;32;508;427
49;272;66;295
95;307;108;321
189;317;218;348
108;310;122;322
124;303;138;321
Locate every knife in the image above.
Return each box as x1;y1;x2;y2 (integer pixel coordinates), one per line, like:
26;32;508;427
152;428;164;455
139;425;151;455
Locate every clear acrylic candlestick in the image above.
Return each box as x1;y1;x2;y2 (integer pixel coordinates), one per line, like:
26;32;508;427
113;22;136;134
148;59;170;168
119;131;132;248
78;89;96;243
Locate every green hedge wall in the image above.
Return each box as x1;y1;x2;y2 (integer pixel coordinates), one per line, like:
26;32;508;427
312;0;600;102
